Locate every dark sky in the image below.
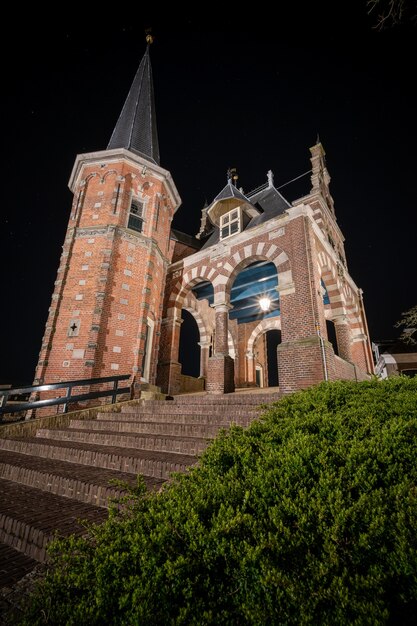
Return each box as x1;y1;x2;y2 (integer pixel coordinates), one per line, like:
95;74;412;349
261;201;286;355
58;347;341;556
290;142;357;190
2;6;416;385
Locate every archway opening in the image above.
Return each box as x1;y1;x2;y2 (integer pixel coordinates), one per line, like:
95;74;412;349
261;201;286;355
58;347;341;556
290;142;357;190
179;309;200;377
266;329;281;386
229;261;279;324
253;329;281;388
326;320;339;356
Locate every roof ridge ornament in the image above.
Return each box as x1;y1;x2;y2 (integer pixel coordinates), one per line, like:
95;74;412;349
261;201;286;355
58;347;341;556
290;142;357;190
267;170;274;187
227;167;239;185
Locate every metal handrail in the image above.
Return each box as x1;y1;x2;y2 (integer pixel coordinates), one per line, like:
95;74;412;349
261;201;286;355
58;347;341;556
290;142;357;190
0;375;131;420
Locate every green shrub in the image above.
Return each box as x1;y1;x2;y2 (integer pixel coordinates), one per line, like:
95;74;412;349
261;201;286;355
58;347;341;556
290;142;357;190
22;378;417;625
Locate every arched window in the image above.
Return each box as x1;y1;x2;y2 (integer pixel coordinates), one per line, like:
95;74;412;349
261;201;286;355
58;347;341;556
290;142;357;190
128;200;144;233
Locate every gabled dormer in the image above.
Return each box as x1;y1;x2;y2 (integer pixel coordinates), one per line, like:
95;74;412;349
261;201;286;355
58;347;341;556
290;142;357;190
206;179;260;241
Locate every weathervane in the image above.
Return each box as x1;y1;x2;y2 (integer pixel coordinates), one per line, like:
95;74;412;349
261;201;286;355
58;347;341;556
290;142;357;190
227;167;239;185
145;28;154;45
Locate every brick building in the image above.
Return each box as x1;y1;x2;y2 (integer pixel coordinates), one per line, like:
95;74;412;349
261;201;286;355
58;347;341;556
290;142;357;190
33;44;374;399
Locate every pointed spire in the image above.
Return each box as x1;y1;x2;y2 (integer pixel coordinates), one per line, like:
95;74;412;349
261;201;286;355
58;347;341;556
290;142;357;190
107;42;160;164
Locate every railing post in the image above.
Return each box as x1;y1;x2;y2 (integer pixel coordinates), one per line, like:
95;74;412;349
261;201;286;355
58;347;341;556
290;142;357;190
0;375;130;419
63;384;72;414
112;379;118;404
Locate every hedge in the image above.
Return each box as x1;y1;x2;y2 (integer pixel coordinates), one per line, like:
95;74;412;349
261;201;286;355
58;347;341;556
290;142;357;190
22;377;417;625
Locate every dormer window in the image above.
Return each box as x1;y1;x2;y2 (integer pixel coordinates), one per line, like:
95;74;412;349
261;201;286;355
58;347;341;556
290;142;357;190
128;200;144;233
220;208;241;240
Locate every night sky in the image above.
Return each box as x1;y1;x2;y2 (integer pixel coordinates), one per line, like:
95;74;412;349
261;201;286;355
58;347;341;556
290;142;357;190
2;6;416;385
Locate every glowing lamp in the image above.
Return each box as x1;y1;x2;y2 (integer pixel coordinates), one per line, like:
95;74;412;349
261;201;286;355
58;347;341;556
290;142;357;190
259;296;271;312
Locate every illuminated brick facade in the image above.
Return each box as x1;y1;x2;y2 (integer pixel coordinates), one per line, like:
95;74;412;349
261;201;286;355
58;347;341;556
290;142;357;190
159;146;374;395
33;149;180;393
34;47;374;398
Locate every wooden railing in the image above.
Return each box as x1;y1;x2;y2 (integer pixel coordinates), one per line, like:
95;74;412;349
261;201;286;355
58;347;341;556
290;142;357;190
0;375;131;422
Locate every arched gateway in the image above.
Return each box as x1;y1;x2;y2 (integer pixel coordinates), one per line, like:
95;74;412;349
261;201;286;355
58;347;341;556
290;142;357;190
159;145;373;395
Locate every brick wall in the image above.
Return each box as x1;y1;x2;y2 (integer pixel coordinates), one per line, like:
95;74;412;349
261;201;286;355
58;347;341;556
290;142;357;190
34;151;179;404
160;202;372;394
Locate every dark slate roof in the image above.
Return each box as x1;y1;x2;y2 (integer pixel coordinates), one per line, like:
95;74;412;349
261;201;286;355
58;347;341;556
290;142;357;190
245;184;290;229
107;46;160;165
171;229;202;250
212;181;251;203
200;225;220;250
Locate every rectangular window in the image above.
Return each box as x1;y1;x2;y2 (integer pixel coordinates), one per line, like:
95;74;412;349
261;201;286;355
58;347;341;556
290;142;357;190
128;200;144;233
220;208;241;240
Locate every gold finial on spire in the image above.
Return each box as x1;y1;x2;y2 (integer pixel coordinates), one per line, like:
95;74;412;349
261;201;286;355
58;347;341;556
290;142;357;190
145;28;154;45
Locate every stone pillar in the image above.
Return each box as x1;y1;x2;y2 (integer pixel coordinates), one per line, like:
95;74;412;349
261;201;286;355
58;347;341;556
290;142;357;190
333;315;353;362
156;315;183;395
246;350;256;385
351;334;372;375
277;214;331;394
198;341;210;379
213;304;229;355
207;304;235;394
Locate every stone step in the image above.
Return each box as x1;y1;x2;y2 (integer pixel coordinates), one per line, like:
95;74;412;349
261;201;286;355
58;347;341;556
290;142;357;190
0;438;196;480
140;391;167;401
69;419;231;438
36;428;209;455
144;393;280;405
0;479;107;562
0;541;38;589
140;383;161;393
114;409;257;423
121;404;260;416
0;450;163;508
0;390;281;589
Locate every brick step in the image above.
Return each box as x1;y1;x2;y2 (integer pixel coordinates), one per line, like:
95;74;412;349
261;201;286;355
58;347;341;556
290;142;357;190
0;392;280;589
114;410;256;424
69;419;231;438
148;394;280;405
0;479;107;562
0;541;38;589
36;428;209;455
0;450;163;508
0;438;196;480
121;405;260;416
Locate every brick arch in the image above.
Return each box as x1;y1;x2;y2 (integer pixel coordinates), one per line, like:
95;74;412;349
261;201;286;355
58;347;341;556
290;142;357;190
183;293;211;344
101;169;118;182
228;331;236;360
72;173;98;220
223;243;292;299
343;284;358;319
343;287;366;339
168;266;221;314
317;251;346;317
247;317;282;354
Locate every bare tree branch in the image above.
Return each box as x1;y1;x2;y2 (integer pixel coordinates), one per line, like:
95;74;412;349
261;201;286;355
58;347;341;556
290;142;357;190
395;305;417;345
367;0;417;29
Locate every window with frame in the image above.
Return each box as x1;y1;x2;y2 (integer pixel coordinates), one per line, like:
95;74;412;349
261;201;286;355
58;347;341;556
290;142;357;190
128;200;144;233
220;208;241;240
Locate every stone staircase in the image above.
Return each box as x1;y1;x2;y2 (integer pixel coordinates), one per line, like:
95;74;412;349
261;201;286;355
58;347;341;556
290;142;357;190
0;391;279;590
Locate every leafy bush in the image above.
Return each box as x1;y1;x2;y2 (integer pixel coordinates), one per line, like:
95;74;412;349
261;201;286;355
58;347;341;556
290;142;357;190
22;378;417;625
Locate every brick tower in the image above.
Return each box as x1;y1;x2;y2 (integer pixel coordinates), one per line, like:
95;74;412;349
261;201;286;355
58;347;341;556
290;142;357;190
33;42;181;395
